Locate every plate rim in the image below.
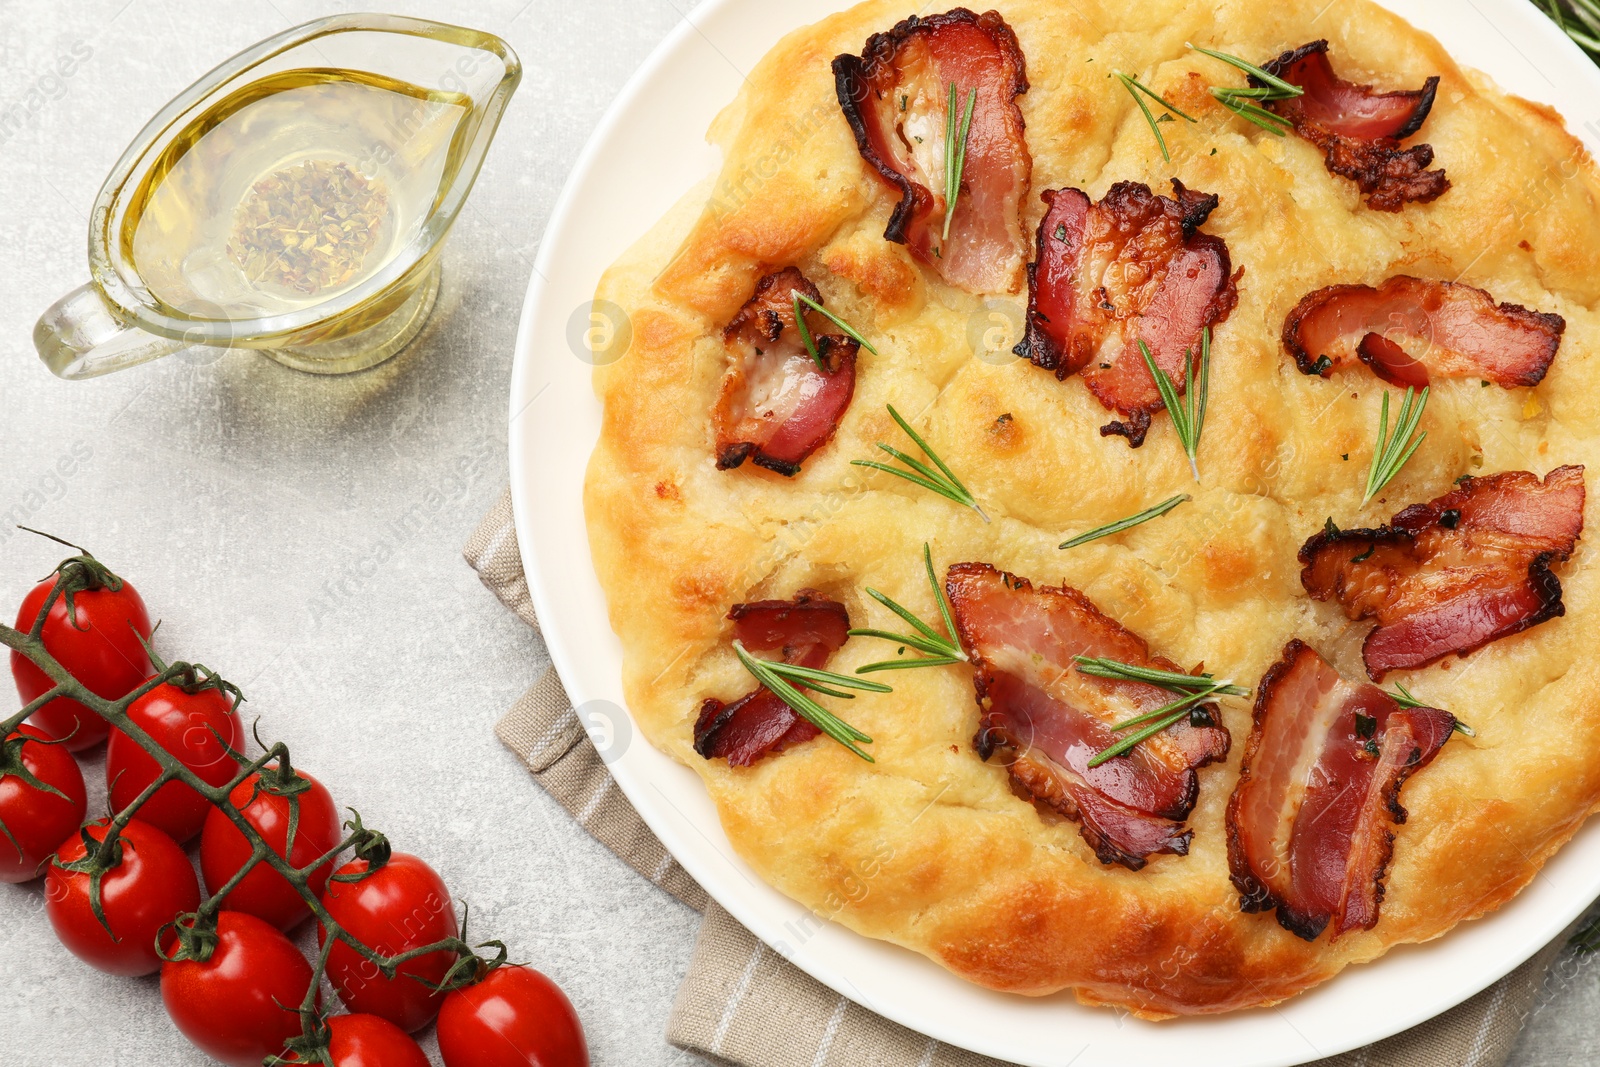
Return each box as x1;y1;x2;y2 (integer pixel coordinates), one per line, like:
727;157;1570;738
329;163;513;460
507;2;1600;1063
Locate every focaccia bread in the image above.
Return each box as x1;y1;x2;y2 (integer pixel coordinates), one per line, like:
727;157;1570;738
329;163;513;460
583;0;1600;1016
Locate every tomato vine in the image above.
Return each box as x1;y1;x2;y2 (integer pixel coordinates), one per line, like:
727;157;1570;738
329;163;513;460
0;551;504;1067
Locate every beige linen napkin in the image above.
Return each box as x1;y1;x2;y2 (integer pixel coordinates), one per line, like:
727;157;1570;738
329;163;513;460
467;487;1567;1067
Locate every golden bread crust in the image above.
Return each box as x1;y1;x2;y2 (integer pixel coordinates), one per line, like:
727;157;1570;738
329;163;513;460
584;0;1600;1015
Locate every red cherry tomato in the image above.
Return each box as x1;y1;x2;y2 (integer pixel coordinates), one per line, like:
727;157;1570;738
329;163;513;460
11;559;153;750
319;851;459;1032
45;817;201;976
0;725;86;882
107;679;243;843
284;1013;431;1067
161;910;316;1067
200;767;341;930
438;965;590;1067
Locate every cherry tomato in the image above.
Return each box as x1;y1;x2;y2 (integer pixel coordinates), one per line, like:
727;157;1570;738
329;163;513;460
284;1013;431;1067
438;965;590;1067
45;817;200;976
161;910;316;1067
200;767;341;930
0;725;86;882
319;851;459;1032
107;679;243;843
11;558;153;750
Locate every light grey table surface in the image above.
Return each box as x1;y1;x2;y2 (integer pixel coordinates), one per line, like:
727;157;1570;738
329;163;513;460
0;2;1596;1065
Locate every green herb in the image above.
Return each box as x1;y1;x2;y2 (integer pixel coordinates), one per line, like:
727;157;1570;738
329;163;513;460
1538;0;1600;55
793;290;878;356
732;640;875;761
1390;682;1475;736
1310;355;1333;375
792;293;824;370
1059;494;1190;549
1351;543;1375;563
1139;327;1211;481
1115;71;1196;162
849;543;968;673
1187;43;1302;135
943;82;977;242
1074;657;1248;696
854;404;989;521
1324;517;1340;537
1363;386;1429;504
1354;712;1377;739
1076;656;1246;768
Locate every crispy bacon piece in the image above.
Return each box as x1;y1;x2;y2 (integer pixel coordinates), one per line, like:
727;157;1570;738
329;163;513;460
1013;180;1240;446
833;9;1031;293
1228;640;1455;940
945;563;1230;869
713;268;857;476
1257;41;1448;212
694;593;851;767
1301;467;1586;680
1283;276;1565;388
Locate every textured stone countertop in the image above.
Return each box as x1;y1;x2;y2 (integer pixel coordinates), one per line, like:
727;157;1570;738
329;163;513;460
0;1;1594;1064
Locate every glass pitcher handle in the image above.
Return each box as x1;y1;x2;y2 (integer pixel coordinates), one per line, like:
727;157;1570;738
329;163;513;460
34;284;191;380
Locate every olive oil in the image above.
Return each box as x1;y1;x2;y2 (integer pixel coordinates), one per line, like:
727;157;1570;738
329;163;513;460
122;69;473;319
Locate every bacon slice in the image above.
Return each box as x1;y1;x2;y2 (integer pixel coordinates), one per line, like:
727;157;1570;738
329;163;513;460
1283;276;1564;388
1228;640;1455;940
713;268;858;476
833;9;1031;294
694;593;851;766
945;562;1230;869
1301;467;1586;680
1258;40;1448;212
1013;180;1240;446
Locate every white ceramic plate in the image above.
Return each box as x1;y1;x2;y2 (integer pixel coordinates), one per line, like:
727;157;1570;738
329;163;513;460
508;3;1600;1063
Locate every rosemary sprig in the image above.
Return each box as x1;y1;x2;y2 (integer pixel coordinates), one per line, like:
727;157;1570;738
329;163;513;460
1138;327;1211;481
1115;71;1197;162
1187;43;1303;97
942;82;977;242
1540;0;1600;54
853;404;989;522
1059;493;1190;550
1188;43;1300;135
1389;681;1475;737
1075;655;1246;768
792;294;824;370
1075;656;1248;697
849;543;968;673
732;640;875;761
793;291;878;355
1363;386;1429;504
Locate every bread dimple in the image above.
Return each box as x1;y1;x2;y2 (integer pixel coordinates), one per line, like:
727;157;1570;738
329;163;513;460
584;0;1600;1015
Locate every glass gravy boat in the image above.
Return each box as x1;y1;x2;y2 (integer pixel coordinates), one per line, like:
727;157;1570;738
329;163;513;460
36;15;520;379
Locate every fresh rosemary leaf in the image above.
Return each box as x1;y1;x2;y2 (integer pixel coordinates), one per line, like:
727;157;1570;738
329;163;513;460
762;660;894;694
1108;686;1225;733
1138;328;1211;481
943;82;978;242
1389;681;1475;737
1211;91;1293;134
1059;493;1190;549
733;640;874;760
1115;71;1196;162
1075;655;1248;697
1186;43;1304;98
1088;705;1192;768
794;291;878;355
1363;386;1429;504
853;405;989;521
792;293;824;369
850;543;968;673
